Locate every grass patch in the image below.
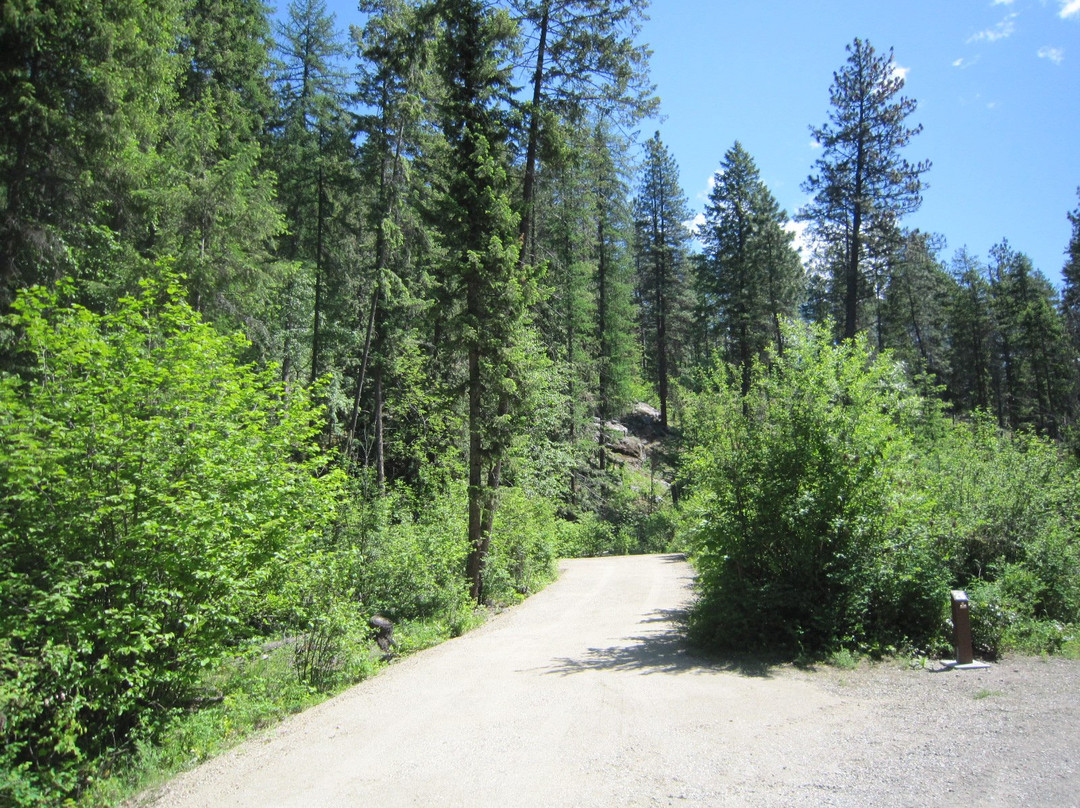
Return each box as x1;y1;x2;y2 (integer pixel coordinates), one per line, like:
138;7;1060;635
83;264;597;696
826;647;860;671
973;689;1004;700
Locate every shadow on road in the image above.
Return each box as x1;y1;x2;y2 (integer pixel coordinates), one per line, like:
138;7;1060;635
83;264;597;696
542;608;777;679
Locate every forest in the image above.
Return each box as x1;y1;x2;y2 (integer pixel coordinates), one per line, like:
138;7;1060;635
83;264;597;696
1;1;1079;804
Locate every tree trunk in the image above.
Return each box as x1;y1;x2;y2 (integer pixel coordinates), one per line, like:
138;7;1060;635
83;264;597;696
310;159;325;386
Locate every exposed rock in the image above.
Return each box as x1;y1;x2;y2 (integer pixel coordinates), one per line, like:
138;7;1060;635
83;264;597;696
622;402;665;441
610;435;645;459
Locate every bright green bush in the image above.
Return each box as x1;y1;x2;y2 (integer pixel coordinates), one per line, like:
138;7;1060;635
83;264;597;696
681;321;1080;658
337;479;471;622
0;277;343;804
483;485;559;603
682;323;949;654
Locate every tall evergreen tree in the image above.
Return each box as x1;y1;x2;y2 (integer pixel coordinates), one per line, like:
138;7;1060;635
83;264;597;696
591;119;640;427
634;132;692;428
272;0;356;386
511;0;656;265
946;248;996;413
877;230;953;382
698;141;803;391
432;0;536;601
151;0;283;350
801;38;929;341
988;241;1072;437
351;0;442;486
1063;189;1080;353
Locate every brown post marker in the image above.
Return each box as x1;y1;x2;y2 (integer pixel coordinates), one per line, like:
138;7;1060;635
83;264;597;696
951;590;974;665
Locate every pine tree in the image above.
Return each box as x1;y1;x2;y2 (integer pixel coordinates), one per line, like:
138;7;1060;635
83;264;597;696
988;241;1072;437
698;141;803;391
946;248;995;413
1063;190;1080;353
511;0;656;264
801;38;929;341
591;120;640;425
877;230;954;382
350;0;442;486
151;0;283;350
432;0;536;601
272;0;356;386
634;132;692;428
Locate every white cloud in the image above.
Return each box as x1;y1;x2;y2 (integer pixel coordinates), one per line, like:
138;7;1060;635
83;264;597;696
1060;0;1080;19
685;212;706;235
809;138;822;150
891;62;911;81
968;13;1018;42
993;0;1014;5
1038;45;1065;63
784;220;811;258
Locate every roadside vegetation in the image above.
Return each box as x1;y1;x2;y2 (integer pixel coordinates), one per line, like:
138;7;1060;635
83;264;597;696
679;321;1080;662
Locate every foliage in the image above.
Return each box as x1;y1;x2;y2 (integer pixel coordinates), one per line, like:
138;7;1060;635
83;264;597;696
682;321;1080;658
801;37;930;340
697;141;804;391
482;486;560;604
682;321;945;654
0;275;343;804
634;131;694;427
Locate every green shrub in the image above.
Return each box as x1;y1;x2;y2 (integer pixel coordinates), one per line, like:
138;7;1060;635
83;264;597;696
682;321;1080;659
483;486;559;604
682;323;952;654
338;479;471;622
0;276;343;804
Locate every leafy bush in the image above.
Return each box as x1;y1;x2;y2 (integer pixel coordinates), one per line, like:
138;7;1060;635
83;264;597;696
681;321;1080;658
482;485;559;604
920;416;1080;626
337;478;471;622
0;277;343;804
682;323;949;654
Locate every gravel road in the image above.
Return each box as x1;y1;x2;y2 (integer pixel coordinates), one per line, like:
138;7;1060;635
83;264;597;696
140;554;1080;807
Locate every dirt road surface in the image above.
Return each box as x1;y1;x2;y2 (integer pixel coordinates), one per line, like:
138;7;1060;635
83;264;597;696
141;554;1080;807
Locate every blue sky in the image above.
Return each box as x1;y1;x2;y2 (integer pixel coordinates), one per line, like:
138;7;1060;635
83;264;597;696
294;0;1079;285
641;0;1080;285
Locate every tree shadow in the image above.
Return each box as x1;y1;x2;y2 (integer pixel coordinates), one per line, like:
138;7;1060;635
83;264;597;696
542;608;778;679
657;552;689;564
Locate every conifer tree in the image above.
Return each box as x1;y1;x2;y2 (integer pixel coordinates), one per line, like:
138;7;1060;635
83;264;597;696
801;38;929;341
946;248;996;413
698;141;803;391
634;132;692;428
432;0;536;601
152;0;283;350
877;230;953;382
1063;190;1080;353
592;120;640;426
272;0;356;386
511;0;656;264
0;0;181;302
988;241;1072;437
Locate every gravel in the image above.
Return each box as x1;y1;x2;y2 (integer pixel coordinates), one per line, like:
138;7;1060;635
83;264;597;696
137;555;1080;808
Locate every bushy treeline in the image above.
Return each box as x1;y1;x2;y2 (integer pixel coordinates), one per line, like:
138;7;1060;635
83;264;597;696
681;322;1080;657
